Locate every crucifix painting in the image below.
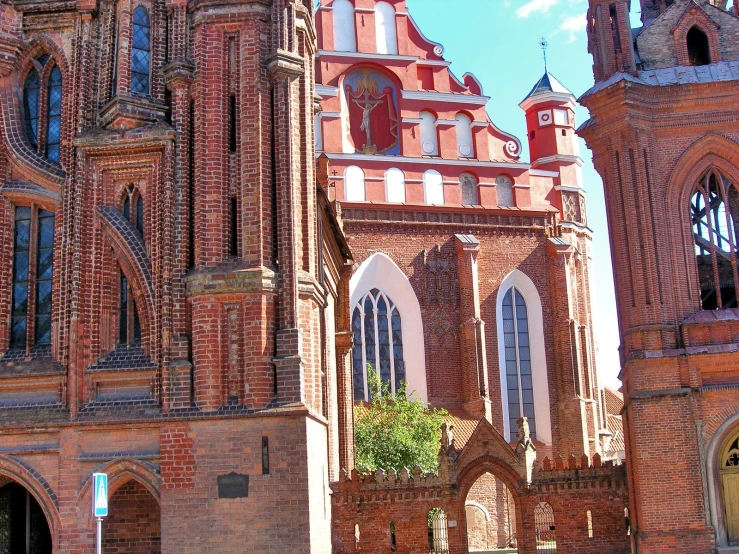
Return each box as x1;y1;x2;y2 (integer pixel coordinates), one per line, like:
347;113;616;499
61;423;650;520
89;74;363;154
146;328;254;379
344;70;399;155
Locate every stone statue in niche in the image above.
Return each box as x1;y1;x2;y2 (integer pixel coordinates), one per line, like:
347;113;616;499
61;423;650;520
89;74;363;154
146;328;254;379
441;421;455;451
344;70;399;155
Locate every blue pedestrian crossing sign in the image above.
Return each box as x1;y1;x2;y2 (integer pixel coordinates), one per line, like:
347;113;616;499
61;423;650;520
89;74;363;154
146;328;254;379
92;473;108;518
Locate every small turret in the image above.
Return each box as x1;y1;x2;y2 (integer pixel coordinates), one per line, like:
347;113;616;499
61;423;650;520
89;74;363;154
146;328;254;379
586;0;636;81
520;72;585;224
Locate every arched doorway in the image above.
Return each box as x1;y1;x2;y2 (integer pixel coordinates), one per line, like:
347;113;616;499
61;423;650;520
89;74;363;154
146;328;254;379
0;481;52;553
722;432;739;545
465;472;518;553
103;479;161;554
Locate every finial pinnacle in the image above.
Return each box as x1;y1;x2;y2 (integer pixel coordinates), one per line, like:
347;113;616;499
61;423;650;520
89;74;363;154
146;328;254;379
539;36;549;71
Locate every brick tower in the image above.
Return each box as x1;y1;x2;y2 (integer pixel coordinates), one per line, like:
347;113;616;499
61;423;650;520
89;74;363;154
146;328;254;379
0;0;351;551
580;0;739;552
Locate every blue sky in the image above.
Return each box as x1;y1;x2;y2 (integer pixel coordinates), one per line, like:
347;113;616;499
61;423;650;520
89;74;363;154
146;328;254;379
405;0;641;388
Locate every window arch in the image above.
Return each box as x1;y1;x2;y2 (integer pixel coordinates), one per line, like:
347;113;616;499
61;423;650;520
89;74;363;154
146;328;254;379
534;502;556;551
385;168;405;203
459;172;478;205
496;270;552;443
344;165;365;201
131;6;151;94
496;175;514;207
687;26;711;66
455;113;474;158
351;288;405;400
333;0;357;53
22;56;63;164
424;170;444;205
121;186;145;241
419;111;439;156
119;268;141;346
690;169;739;309
375;1;398;55
350;253;427;403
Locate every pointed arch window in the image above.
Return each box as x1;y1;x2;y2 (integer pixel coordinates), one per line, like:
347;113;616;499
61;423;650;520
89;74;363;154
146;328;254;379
119;269;141;346
121;186;145;242
503;287;536;439
22;56;63;164
131;6;151;95
351;288;405;401
691;169;739;310
687;26;711;66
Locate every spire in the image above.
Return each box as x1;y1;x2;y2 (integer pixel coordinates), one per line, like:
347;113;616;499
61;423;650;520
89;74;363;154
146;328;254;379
539;36;549;71
521;71;574;104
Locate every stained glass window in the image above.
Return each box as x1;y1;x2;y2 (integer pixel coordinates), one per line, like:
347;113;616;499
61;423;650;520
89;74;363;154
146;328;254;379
10;206;55;350
503;287;536;440
22;57;62;164
351;289;405;401
131;7;151;94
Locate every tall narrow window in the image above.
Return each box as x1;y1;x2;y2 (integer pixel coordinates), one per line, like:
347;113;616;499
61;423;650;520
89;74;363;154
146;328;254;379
423;170;444;205
503;287;536;439
10;206;55;351
229;196;238;257
691;170;739;309
374;1;398;55
46;67;62;163
351;288;405;401
332;0;357;53
131;6;151;95
119;269;142;346
136;195;144;236
419;111;439;156
534;502;556;550
385;168;405;203
23;70;40;149
34;210;54;345
459;172;479;205
229;95;237;152
11;207;31;349
687;26;710;66
455;113;474;158
22;57;63;164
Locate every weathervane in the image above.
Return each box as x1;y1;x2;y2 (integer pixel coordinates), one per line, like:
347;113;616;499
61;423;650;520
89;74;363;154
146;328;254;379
539;36;549;71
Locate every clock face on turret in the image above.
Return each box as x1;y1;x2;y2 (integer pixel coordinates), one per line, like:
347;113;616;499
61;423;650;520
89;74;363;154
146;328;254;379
344;69;400;156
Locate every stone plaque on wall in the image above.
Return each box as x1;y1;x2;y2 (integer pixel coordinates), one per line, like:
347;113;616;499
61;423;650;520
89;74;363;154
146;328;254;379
218;472;249;499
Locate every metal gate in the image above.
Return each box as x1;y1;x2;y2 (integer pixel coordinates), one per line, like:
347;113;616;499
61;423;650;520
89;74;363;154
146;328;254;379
428;509;449;554
534;502;556;554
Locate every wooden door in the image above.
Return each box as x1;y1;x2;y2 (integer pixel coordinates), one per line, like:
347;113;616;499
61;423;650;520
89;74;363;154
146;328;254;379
723;472;739;544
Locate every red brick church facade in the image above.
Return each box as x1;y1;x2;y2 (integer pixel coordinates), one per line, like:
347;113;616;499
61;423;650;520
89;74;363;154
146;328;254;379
580;0;739;552
0;0;706;551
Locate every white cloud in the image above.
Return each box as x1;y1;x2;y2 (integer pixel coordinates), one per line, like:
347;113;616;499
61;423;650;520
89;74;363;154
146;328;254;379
515;0;558;18
559;13;586;42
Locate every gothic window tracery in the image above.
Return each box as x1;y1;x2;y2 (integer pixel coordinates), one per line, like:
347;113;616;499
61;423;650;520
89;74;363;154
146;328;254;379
690;169;739;309
351;288;405;401
22;55;63;164
503;287;536;439
121;186;145;242
10;206;55;350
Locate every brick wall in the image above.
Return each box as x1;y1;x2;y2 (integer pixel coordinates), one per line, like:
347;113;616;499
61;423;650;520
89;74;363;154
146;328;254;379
103;480;161;554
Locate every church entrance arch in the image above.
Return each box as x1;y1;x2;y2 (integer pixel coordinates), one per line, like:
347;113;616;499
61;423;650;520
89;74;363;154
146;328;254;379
0;481;52;553
464;471;518;553
104;478;161;554
722;431;739;545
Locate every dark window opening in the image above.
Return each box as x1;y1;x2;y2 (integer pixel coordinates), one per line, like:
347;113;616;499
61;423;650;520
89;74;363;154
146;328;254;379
119;270;142;346
262;437;270;475
691;170;739;310
610;4;622;53
561;129;567;136
34;210;54;346
23;70;40;149
529;131;535;140
11;207;31;349
229;95;237;152
131;6;151;94
687;26;711;66
229;197;239;257
390;522;397;551
136;195;144;236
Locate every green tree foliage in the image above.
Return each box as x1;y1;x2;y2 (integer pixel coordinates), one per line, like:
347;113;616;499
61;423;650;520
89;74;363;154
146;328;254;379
354;368;449;474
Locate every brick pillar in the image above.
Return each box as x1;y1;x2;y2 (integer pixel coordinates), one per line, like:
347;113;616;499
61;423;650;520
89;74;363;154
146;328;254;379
455;234;492;422
336;264;355;471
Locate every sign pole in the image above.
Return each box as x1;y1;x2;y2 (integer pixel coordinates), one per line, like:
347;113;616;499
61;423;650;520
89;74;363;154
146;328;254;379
96;517;102;554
